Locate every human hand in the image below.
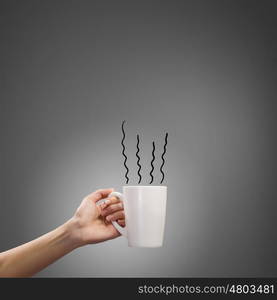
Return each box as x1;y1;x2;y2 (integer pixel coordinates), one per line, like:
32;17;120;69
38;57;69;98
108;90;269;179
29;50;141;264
68;188;125;247
0;188;125;277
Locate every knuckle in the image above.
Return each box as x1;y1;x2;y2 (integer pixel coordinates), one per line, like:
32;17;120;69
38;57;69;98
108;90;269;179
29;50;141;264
106;207;114;214
108;203;122;213
108;215;116;222
93;192;101;198
115;203;123;211
117;211;125;219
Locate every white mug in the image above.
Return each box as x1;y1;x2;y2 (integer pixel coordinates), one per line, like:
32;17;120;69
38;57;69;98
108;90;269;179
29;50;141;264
109;186;167;247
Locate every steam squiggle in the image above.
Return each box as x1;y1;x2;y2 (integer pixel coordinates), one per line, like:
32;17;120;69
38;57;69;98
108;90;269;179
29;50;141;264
136;134;142;184
149;141;155;184
160;132;168;184
121;120;129;184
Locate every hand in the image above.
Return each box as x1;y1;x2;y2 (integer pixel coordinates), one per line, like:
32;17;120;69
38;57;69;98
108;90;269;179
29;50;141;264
68;188;125;246
0;188;125;277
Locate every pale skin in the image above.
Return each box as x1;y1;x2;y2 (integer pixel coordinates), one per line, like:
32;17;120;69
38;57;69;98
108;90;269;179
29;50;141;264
0;188;125;277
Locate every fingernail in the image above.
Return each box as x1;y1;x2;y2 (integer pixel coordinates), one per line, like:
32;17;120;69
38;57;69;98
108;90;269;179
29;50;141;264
106;216;111;221
105;199;110;204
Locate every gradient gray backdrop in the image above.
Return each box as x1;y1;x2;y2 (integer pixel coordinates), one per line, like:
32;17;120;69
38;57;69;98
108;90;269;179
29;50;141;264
1;0;276;277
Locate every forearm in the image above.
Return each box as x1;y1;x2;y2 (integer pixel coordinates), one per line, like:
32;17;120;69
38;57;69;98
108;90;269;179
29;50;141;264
0;219;81;277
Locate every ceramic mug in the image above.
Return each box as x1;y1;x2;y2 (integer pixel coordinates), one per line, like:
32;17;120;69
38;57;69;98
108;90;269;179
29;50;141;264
109;185;167;247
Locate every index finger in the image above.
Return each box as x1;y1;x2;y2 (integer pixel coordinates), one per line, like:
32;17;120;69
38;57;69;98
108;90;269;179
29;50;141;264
106;196;122;205
87;188;114;203
99;196;122;210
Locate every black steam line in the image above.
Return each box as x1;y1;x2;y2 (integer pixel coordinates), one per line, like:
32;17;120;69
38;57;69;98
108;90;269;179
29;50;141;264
120;121;168;185
136;134;142;184
121;120;129;184
160;132;168;184
149;141;156;184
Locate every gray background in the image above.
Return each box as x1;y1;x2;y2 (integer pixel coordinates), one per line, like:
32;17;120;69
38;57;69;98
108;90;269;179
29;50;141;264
1;0;276;277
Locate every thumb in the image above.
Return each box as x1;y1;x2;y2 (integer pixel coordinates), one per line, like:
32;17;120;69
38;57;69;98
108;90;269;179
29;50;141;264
87;188;114;203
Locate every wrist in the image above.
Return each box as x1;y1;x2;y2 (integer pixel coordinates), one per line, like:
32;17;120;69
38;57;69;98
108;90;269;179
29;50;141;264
62;218;86;249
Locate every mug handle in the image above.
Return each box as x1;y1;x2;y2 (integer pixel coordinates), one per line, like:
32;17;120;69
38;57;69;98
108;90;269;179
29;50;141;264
108;191;127;237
